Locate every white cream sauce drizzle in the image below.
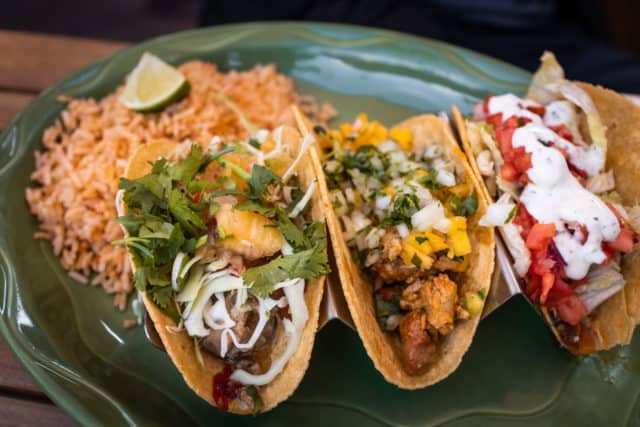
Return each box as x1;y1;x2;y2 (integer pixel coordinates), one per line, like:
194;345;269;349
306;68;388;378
488;94;605;176
486;94;620;280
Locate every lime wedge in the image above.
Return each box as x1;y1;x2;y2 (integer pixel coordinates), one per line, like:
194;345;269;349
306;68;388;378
120;52;189;112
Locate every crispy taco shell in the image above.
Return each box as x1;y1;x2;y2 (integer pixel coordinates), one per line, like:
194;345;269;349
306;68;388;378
119;127;325;413
453;84;640;353
308;114;495;389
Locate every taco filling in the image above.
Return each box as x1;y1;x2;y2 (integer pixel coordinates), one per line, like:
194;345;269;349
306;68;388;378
115;128;329;412
464;53;639;353
317;115;485;375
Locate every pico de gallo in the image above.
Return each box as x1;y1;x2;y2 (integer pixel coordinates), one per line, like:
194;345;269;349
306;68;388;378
470;53;640;353
317;114;485;374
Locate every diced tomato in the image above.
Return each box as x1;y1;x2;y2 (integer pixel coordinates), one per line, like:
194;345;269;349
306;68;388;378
513;204;536;237
526;105;546;117
525;275;541;302
549;124;573;142
483;95;492;114
192;191;203;203
500;163;519;181
546;279;576;306
495;117;518;154
567;163;588;180
485;112;503;130
526;223;557;251
530;251;554;276
555;295;588;326
540;273;556;304
606;202;625;223
601;243;616;265
511;147;532;173
606;227;635;253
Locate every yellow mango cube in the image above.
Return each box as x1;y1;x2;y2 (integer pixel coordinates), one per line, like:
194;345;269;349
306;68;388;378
446;216;472;257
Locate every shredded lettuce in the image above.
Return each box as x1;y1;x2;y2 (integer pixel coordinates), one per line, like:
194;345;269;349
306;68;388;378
526;51;607;156
575;263;625;313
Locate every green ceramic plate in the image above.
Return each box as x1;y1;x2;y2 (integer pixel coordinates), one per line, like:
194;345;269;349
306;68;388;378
1;22;638;427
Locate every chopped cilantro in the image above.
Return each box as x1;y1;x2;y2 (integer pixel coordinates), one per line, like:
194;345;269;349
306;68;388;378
248;138;261;149
419;169;442;190
375;293;401;330
235;200;277;217
449;192;479;217
381;193;419;226
242;244;330;298
246;165;282;199
340;145;388;176
411;253;422;267
415;236;428;244
505;204;517;224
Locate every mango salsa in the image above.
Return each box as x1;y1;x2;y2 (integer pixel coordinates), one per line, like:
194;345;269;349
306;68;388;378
446;216;472;257
389;127;413;150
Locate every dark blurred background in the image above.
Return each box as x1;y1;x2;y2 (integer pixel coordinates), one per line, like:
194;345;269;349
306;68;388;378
3;0;640;92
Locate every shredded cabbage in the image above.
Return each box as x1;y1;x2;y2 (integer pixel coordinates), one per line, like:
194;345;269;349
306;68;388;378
526;51;607;156
586;171;615;194
575;263;625;313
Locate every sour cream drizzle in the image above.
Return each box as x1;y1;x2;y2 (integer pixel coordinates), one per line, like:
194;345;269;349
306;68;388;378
488;94;605;176
487;94;620;280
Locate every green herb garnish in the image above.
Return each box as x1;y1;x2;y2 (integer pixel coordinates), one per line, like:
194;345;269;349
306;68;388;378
381;193;419;226
449;192;479;217
505;204;517;224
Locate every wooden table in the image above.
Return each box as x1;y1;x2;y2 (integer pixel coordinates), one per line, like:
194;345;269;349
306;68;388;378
0;30;127;426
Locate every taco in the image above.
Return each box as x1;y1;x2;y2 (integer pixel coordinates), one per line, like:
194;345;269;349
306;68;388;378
301;113;495;388
115;126;329;413
453;51;640;354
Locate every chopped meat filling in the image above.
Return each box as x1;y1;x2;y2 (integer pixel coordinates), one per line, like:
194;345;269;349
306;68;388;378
381;229;403;260
398;310;436;375
400;274;459;335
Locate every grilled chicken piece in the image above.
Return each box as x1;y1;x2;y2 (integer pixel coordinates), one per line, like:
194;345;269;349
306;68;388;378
371;258;421;283
381;229;403;260
433;256;462;271
400;274;459;335
398;310;436;375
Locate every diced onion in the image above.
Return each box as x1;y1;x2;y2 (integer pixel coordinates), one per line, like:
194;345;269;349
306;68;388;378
411;201;448;232
289;179;316;218
396;223;409;238
171;252;186;291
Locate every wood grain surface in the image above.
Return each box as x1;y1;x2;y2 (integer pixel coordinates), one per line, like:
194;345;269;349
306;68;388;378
0;29;126;426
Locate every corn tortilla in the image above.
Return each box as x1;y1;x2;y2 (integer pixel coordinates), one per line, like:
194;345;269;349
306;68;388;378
309;114;495;389
118;127;325;413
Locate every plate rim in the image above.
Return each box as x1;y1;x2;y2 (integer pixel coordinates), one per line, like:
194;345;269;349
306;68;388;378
0;21;531;426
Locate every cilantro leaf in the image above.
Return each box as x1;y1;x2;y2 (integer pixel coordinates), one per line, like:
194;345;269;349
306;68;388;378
168;188;206;235
242;244;330;298
119;177;167;214
235;200;277;217
419;169;442;190
449;192;479;217
247;165;282;199
381;193;419;226
168;145;204;184
274;211;308;249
